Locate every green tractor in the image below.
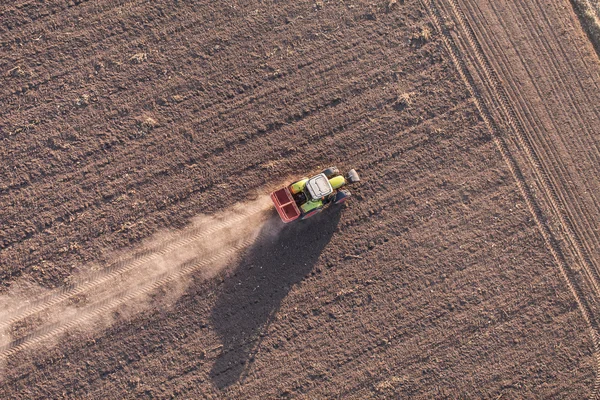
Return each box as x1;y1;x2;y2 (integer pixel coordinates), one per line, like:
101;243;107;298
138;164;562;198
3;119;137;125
270;167;360;222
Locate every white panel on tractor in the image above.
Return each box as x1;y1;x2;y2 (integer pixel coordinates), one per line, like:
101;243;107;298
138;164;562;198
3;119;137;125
306;173;333;199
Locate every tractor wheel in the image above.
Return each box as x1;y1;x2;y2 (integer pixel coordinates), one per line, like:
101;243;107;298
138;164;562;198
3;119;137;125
301;208;322;220
334;189;351;205
322;167;340;179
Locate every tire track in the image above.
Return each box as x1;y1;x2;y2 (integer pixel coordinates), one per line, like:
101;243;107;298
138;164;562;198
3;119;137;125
449;4;600;394
0;200;270;332
461;1;600;343
0;87;462;300
210;210;572;397
421;0;600;398
0;58;444;256
0;226;268;360
457;0;600;295
508;0;600;248
477;0;600;245
176;176;517;391
0;29;395;199
519;0;600;170
443;0;600;303
0;101;482;361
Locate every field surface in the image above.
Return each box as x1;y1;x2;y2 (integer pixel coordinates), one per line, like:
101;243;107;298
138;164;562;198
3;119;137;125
1;0;599;398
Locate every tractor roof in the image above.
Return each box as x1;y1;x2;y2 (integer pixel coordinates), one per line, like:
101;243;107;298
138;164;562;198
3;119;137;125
306;173;333;199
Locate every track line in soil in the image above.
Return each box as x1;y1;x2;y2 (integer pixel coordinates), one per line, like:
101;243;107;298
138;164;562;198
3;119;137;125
1;113;490;364
1;104;477;339
456;9;600;373
455;0;600;294
0;66;459;258
80;190;526;394
422;0;600;398
448;0;600;331
0;31;407;192
0;37;406;196
502;0;600;250
451;0;600;314
472;0;600;246
0;200;270;332
454;0;600;279
0;214;272;361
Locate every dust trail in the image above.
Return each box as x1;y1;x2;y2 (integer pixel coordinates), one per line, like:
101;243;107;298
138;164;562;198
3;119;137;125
0;195;279;370
0;198;270;332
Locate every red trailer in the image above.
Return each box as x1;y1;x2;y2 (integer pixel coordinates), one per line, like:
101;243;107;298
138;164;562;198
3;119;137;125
270;187;302;223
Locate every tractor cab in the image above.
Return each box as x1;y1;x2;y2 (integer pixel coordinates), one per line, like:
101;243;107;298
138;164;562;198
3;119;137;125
305;173;333;200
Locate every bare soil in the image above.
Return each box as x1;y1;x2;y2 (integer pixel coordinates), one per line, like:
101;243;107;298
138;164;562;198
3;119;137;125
0;0;598;398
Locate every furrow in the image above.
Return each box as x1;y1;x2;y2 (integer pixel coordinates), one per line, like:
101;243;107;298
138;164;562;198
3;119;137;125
421;1;600;398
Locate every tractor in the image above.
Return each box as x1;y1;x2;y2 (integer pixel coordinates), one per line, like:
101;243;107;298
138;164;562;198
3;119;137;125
270;167;360;223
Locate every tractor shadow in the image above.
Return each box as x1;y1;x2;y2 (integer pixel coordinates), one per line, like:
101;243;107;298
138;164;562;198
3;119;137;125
209;206;342;389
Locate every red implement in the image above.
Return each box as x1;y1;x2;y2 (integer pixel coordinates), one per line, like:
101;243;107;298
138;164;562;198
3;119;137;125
270;187;301;223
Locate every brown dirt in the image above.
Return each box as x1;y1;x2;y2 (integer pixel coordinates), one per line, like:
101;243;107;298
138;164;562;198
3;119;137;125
0;0;598;398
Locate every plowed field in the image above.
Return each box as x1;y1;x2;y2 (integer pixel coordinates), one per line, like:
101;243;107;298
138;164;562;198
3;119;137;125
1;0;599;398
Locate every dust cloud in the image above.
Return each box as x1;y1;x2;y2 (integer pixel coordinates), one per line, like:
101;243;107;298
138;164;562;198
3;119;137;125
0;195;279;371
